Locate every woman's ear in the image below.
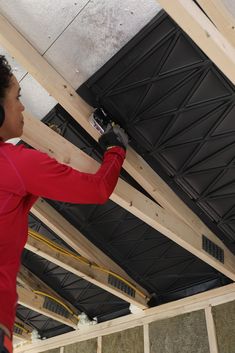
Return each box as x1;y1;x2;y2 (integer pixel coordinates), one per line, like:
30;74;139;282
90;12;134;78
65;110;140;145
0;105;5;127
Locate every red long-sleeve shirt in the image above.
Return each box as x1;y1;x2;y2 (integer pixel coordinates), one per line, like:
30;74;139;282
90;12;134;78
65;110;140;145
0;141;125;333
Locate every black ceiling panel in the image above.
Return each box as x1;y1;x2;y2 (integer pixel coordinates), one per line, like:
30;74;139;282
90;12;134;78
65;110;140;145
22;249;128;320
78;10;235;254
41;101;230;302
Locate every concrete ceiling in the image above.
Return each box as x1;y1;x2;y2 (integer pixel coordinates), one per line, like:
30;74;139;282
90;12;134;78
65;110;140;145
0;0;161;122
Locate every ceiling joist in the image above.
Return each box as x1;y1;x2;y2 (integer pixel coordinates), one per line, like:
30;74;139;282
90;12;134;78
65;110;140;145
26;229;149;308
31;198;146;283
196;0;235;48
30;198;150;305
18;265;79;320
157;0;235;85
14;317;32;342
17;284;79;329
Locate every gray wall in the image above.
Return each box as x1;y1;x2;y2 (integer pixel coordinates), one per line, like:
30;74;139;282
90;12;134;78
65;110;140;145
42;300;235;353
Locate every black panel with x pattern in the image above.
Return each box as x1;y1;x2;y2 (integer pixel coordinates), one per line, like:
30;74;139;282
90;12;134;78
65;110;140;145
78;10;235;253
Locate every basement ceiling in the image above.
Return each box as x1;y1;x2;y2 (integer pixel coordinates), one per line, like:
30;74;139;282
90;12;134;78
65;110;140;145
0;0;234;347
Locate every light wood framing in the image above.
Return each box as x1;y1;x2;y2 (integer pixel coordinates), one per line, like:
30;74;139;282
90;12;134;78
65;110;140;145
15;283;235;353
23;112;235;281
31;198;148;286
0;13;232;280
0;9;233;351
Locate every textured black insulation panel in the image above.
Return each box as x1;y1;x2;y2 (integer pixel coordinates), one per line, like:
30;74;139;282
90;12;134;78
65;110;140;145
78;11;235;255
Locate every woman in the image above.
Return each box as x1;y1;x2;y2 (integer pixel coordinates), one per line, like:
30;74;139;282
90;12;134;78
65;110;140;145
0;56;128;353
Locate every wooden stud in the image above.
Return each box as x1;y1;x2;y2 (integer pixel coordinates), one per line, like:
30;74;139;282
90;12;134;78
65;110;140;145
97;337;102;353
205;306;219;353
143;324;150;353
17;285;79;329
18;266;79;320
26;231;149;308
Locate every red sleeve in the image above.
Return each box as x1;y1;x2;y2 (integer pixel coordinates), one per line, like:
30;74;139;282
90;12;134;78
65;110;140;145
13;146;126;204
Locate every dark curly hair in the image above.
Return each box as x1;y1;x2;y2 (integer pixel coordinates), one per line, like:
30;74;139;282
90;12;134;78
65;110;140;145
0;55;13;104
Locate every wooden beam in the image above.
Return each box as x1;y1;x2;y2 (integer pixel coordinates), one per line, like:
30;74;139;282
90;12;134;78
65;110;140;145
22;113;235;281
18;265;79;320
31;199;150;303
14;317;32;335
31;198;142;281
196;0;235;47
205;306;219;353
15;283;235;353
14;317;32;342
0;12;232;281
157;0;235;84
17;285;78;329
25;230;149;308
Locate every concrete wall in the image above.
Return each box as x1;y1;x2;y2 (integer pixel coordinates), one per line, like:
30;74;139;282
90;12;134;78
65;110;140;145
213;301;235;353
149;310;209;353
64;339;97;353
102;326;144;353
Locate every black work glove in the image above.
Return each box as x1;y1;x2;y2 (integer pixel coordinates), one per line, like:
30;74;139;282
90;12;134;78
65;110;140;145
98;124;129;151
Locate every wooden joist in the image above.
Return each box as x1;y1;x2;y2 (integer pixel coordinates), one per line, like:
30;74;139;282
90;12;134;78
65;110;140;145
14;317;32;342
32;198;147;283
17;285;79;329
15;283;235;353
18;265;79;320
196;0;235;47
157;0;235;84
26;229;149;308
31;198;150;307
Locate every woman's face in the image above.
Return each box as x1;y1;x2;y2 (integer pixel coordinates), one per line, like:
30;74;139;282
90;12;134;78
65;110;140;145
0;75;25;141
